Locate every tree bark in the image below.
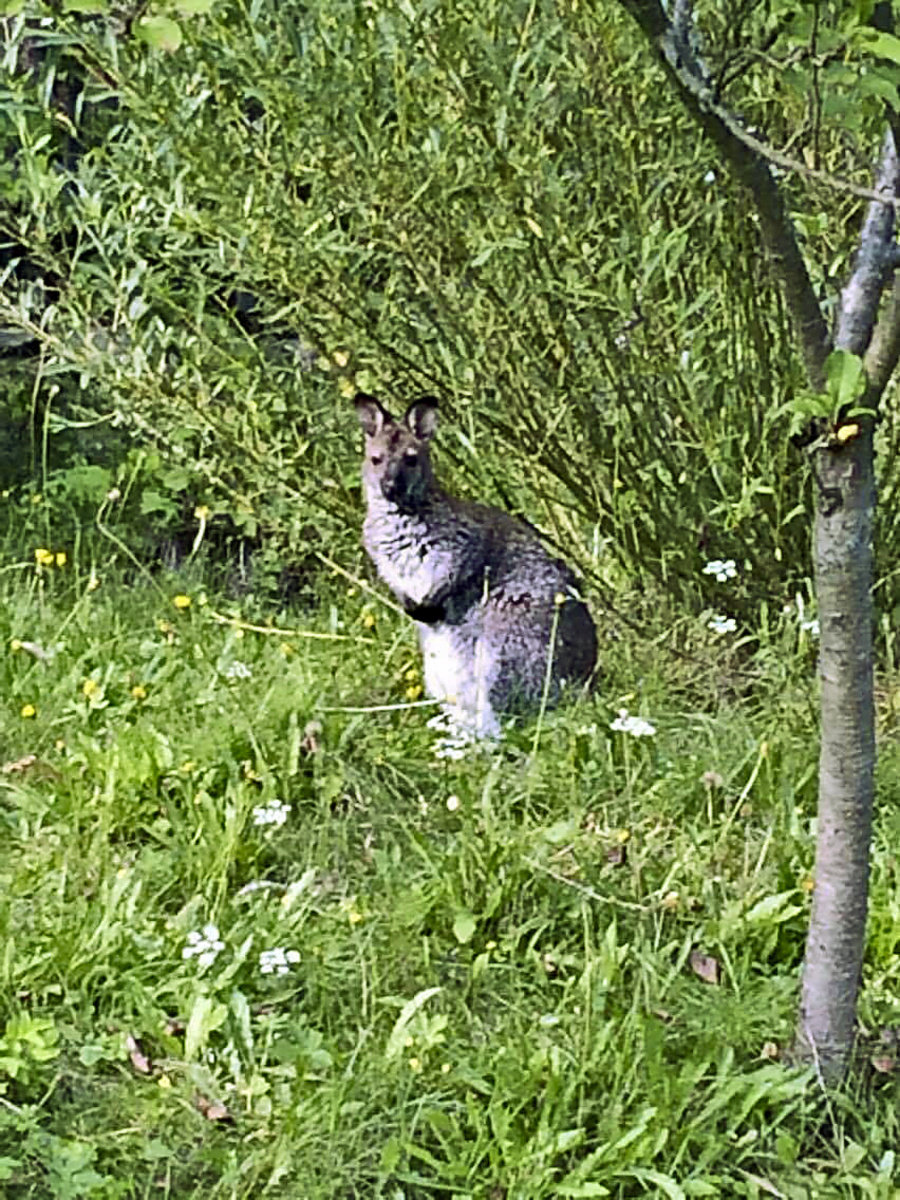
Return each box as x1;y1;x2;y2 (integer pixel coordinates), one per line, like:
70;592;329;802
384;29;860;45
797;430;875;1079
798;130;900;1080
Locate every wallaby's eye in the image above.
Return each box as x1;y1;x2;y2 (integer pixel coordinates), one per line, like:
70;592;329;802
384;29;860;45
370;454;383;465
404;450;419;464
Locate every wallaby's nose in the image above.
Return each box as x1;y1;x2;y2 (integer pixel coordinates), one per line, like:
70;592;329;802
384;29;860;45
380;462;404;503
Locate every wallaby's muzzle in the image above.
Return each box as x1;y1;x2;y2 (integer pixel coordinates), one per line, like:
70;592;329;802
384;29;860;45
380;466;420;511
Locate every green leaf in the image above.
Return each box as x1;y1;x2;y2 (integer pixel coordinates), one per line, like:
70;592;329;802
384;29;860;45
617;1169;686;1200
744;891;803;924
184;993;228;1059
557;1185;610;1198
380;1136;401;1174
0;1159;21;1182
862;30;900;65
385;987;442;1061
136;15;183;52
63;0;108;12
452;909;476;944
177;0;215;12
825;348;866;411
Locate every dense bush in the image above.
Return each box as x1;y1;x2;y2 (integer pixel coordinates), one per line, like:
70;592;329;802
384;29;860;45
0;0;814;615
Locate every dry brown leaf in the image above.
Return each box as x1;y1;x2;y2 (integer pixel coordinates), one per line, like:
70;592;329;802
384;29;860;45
301;719;323;755
1;755;61;781
194;1093;232;1122
760;1042;779;1060
689;950;720;986
606;844;627;867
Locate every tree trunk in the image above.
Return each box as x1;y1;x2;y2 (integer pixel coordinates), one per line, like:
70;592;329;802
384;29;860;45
797;431;876;1080
615;0;900;1082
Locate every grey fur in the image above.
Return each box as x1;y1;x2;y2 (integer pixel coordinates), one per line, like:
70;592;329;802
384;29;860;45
354;394;598;736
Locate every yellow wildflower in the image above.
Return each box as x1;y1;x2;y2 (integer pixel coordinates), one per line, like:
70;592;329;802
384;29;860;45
131;684;147;700
34;548;54;566
82;679;100;698
361;612;376;629
405;684;423;701
20;704;36;719
172;594;191;610
55;551;67;568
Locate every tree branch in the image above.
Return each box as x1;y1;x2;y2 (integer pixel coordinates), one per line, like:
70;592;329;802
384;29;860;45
618;0;832;389
836;127;900;357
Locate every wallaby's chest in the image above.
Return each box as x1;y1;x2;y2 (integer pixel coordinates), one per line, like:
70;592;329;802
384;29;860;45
363;516;466;607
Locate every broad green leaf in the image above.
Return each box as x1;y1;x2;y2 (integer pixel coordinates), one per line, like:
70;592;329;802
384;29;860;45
385;987;442;1061
744;891;803;924
863;30;900;65
452;909;476;944
380;1137;401;1174
177;0;215;12
825;348;866;411
617;1169;686;1200
184;993;228;1060
136;15;183;53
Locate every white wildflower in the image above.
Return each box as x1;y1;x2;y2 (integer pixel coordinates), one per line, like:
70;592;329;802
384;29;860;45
252;800;291;827
702;559;737;583
224;660;252;680
182;924;225;969
703;170;716;184
708;613;737;634
259;947;301;976
609;708;656;738
446;794;460;812
801;618;820;637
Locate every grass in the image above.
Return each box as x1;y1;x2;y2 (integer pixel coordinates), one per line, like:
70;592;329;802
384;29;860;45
1;548;899;1199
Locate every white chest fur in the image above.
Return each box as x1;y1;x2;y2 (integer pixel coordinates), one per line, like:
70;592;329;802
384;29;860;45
364;513;462;607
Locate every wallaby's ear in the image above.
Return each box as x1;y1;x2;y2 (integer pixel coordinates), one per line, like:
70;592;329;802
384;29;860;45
354;393;391;438
404;396;439;442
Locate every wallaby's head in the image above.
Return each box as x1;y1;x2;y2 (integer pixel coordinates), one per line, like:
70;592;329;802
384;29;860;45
354;394;439;513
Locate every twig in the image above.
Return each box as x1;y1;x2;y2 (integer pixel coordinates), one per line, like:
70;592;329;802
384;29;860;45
523;857;651;912
319;700;440;713
207;609;375;643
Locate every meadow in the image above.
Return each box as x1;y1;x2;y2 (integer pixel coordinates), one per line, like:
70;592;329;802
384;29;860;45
2;526;900;1197
5;0;900;1194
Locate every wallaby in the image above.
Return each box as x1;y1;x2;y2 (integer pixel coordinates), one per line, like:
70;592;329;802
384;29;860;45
354;393;597;736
